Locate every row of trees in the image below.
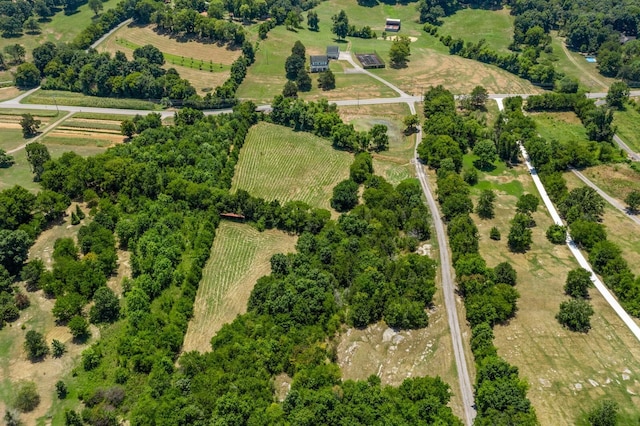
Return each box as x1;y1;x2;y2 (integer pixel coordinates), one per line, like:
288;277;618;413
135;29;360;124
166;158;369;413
419;85;537;423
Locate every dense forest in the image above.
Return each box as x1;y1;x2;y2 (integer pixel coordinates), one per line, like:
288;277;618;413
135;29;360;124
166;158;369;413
3;101;463;424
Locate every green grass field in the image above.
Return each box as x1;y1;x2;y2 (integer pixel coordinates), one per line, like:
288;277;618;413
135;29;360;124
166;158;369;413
614;107;640;153
0;0;121;61
231;122;353;210
439;7;515;54
183;221;297;353
23;90;160;110
469;162;640;425
531;111;588;144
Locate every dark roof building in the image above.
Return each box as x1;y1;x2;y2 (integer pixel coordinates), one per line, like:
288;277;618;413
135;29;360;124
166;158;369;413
327;46;340;59
310;55;329;72
385;18;401;32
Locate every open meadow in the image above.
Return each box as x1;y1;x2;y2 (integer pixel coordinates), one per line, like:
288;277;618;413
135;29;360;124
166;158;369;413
183;221;297;353
23;89;160;110
96;23;241;95
439;7;514;54
614;106;640;153
231;122;352;211
464;149;640;424
0;109;62;152
530;111;589;144
239;0;539;102
338;103;414;186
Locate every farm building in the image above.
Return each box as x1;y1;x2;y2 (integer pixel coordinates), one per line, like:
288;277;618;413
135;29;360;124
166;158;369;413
310;55;329;72
385;18;401;32
327;46;340;59
355;52;385;69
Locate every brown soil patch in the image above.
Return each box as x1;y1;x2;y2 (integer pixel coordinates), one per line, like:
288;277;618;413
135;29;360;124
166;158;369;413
0;86;20;102
169;64;230;95
45;130;124;145
67;118;123;126
273;373;292;402
0;122;21;129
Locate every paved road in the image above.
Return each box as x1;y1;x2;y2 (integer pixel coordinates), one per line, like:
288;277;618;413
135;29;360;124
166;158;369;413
495;96;640;342
570;168;640;226
613;134;640;161
408;100;476;425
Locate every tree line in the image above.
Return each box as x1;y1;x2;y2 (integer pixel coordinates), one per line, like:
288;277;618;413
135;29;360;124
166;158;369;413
418;85;538;424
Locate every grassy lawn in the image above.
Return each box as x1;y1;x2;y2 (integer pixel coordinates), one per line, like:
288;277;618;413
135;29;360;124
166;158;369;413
614;107;640;153
338;103;414;186
0;111;63;151
23;90;161;110
96;23;241;95
0;86;22;102
183;221;297;353
439;7;514;54
530;111;588;143
469;161;640;425
231;122;353;211
239;0;539;101
0;0;121;60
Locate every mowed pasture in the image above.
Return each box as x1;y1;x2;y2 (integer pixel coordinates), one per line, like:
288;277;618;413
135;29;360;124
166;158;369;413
183;221;297;353
0;110;61;152
42;116;125;149
231;122;352;211
467;153;640;424
338;103;414;186
439;7;515;54
97;24;241;94
239;0;539;102
614;106;640;153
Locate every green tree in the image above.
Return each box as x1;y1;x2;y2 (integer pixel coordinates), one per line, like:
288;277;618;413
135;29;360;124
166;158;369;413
21;259;44;292
369;124;388;152
296;68;312;92
331;179;359;212
0;149;14;168
284;11;302;30
89;287;120;323
68;315;90;340
24;330;49;360
564;268;591;299
0;230;32;274
14;63;40;88
466;85;489;110
585;106;615;142
331;10;349;40
403;114;419;133
285;54;305;80
587;400;618;426
282;80;298;98
23;17;41;34
474;190;495;221
546;224;566;244
52;339;66;357
389;35;411;67
516;193;539;215
133;44;164;65
52;292;85;323
473;139;497;170
19;114;41;138
120;119;136;138
13;382;40;412
570;220;606;249
418;134;463;171
489;226;501;240
4;44;25;64
555;76;579;93
556;299;594;332
559;187;605;223
25;142;50;182
55;380;67;399
606;81;629;110
349;152;373;184
291;41;306;58
307;10;319;31
624;190;640;213
318;69;335;90
508;213;532;253
494;262;517;286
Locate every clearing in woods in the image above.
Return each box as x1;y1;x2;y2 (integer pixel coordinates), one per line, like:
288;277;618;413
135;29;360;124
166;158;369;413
0;203;103;425
338;103;414;186
614;106;640;153
465;152;640;425
439;8;515;54
182;221;297;353
231;122;352;211
97;24;241;95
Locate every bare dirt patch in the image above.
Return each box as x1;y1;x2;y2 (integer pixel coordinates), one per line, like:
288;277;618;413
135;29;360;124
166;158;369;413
44;130;124;146
0;122;21;129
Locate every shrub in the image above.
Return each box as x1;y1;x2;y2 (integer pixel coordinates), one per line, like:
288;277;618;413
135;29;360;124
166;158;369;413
494;262;517;286
587;400;618;426
13;381;40;412
556;299;594;332
564;268;592;299
331;179;359;212
55;380;67;399
489;227;501;240
52;339;66;357
24;330;49;360
68;316;90;340
546;224;566;244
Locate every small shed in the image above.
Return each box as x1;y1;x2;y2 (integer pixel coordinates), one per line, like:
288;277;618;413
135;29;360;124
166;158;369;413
620;34;637;45
310;55;329;72
327;46;340;59
385;18;401;32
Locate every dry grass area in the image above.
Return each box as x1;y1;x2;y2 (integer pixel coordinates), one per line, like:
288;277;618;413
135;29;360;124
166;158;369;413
182;221;297;353
471;163;640;424
530;110;583;125
0;203;99;424
338;103;415;186
0;86;21;102
577;164;640;202
375;51;542;96
97;23;239;94
337;281;467;421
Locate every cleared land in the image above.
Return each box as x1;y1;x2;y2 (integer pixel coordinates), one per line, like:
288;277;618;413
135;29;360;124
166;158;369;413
41;116;126;148
439;7;515;54
0;0;121;61
97;24;241;95
23;90;160;110
239;0;539;102
338;103;414;186
183;221;297;353
0;203;99;425
531;111;588;144
0;110;62;152
465;154;640;425
231;122;352;211
614;107;640;153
